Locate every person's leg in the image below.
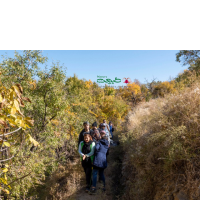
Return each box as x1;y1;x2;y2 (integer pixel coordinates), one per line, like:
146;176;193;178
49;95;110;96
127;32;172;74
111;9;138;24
99;168;105;188
92;168;98;188
82;166;87;185
106;148;109;158
98;170;102;182
110;131;113;138
86;166;92;187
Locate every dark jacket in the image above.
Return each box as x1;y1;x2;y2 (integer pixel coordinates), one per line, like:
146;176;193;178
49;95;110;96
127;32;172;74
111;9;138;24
78;129;85;146
93;139;109;169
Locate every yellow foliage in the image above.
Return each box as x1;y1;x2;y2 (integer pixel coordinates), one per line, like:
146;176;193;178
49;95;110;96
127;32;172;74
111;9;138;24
122;82;141;98
51;119;60;126
89;110;98;117
29;80;37;90
85;80;93;89
153;81;176;97
27;134;39;146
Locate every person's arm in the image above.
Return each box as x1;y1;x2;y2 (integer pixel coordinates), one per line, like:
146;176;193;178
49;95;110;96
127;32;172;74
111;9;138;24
78;132;81;146
78;142;84;157
85;142;96;157
108;134;110;144
78;130;84;146
106;130;110;145
107;124;110;131
95;142;100;151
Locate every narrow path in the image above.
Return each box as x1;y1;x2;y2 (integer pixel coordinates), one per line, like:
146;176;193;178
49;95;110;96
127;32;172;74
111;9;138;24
68;137;122;200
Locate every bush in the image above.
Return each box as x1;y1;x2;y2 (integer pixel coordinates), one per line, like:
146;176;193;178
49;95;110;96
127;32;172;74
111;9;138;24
120;81;200;200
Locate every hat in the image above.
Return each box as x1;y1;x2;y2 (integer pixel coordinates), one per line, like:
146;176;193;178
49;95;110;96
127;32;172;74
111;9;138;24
92;122;97;127
102;123;106;127
83;121;89;125
100;130;106;135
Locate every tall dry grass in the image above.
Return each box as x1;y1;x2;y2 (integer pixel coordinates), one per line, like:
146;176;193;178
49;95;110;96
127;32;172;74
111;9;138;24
120;82;200;200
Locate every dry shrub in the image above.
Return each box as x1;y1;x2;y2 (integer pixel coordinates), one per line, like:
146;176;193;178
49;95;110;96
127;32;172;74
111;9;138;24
35;158;82;200
120;82;200;200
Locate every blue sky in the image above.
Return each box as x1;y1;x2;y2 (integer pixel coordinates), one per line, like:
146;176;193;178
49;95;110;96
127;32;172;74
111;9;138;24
0;50;187;85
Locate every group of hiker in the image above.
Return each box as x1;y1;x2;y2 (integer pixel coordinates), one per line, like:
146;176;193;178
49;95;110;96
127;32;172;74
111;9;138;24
78;120;114;194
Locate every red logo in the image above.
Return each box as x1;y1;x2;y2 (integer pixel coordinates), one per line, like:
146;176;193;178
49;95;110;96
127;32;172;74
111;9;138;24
123;77;131;84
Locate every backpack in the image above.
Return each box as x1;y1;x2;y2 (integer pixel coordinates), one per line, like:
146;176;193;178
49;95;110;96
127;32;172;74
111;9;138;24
112;127;114;132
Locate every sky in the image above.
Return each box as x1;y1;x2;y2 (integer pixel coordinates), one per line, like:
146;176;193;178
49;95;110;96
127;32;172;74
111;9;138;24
0;50;187;86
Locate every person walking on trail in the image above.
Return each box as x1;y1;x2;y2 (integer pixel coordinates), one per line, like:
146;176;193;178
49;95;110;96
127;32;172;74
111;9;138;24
109;121;114;139
90;122;101;143
78;121;90;146
90;130;109;194
90;122;98;134
78;132;95;192
101;123;110;146
103;119;110;132
92;129;101;143
98;123;102;132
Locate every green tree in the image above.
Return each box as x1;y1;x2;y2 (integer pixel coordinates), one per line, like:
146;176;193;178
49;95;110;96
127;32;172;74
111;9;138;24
176;50;200;71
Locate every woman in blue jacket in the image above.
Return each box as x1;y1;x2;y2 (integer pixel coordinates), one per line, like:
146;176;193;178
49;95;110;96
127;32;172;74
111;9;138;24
90;130;109;194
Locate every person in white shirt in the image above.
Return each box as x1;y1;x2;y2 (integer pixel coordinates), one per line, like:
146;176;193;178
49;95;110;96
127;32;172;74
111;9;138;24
103;119;110;132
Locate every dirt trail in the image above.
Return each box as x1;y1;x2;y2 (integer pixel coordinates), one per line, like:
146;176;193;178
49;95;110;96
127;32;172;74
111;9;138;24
68;137;122;200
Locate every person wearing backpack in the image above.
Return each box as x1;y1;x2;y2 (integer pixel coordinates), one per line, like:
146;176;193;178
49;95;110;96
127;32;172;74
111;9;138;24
90;130;109;194
78;132;95;192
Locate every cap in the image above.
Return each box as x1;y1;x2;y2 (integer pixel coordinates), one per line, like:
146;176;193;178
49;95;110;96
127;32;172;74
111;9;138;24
100;130;106;135
83;121;89;125
92;122;97;127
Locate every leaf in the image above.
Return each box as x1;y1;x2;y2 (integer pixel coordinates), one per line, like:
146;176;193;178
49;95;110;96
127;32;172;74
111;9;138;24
14;99;20;111
3;142;10;147
2;168;8;173
11;107;16;115
3;189;10;194
0;178;8;185
18;98;25;107
24;118;34;126
22;97;31;103
27;134;39;146
0;94;3;103
15;84;23;94
16;109;24;116
0;119;6;126
12;86;22;99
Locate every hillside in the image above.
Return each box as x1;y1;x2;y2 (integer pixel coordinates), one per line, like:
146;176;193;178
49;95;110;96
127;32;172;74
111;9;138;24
120;81;200;200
